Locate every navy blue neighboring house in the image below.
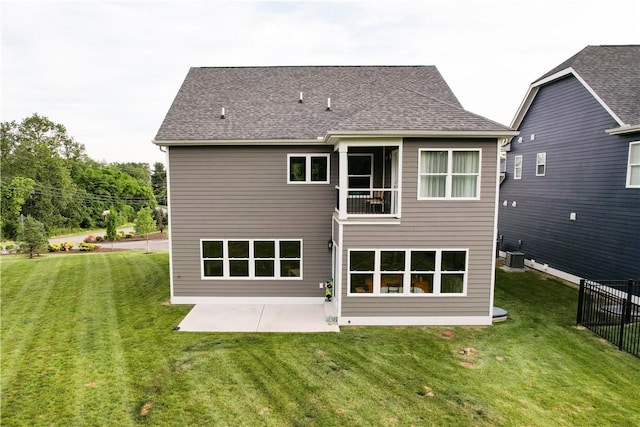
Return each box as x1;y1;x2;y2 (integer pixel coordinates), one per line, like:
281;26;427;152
498;45;640;282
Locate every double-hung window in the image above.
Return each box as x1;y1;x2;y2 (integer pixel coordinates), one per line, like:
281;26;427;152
348;249;467;296
627;142;640;188
514;155;523;180
418;149;480;199
536;152;546;176
201;239;302;279
347;154;373;195
288;154;330;184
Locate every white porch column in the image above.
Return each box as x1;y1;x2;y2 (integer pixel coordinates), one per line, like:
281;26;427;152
338;144;349;220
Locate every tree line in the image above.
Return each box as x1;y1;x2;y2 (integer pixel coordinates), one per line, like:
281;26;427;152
1;113;167;240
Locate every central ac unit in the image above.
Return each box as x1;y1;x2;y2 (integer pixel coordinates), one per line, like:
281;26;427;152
505;252;525;269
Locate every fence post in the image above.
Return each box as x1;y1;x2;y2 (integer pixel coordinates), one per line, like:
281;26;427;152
577;279;585;326
617;279;634;351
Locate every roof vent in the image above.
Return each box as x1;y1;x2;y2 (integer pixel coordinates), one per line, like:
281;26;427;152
299;92;303;103
326;97;331;111
220;107;226;119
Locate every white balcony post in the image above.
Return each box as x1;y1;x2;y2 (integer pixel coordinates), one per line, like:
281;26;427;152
338;144;349;219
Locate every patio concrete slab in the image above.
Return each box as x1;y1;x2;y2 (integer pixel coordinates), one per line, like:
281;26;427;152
177;304;339;333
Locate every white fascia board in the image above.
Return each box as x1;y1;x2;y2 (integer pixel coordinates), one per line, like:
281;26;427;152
510;85;540;130
333;136;403;149
511;67;626;129
606;124;640;135
326;130;517;145
153;138;326;147
154;130;518;148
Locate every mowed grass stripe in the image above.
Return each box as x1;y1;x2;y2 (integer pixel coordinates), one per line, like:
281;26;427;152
1;255;85;424
315;330;451;425
0;256;66;398
71;253;135;426
107;252;186;423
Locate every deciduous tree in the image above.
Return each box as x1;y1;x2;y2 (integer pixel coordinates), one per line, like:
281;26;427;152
0;176;35;239
105;207;118;250
134;207;156;253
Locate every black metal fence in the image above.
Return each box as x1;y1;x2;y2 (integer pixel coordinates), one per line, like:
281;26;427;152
577;279;640;358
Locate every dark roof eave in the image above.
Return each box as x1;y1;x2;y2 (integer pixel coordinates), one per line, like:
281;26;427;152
153;129;518;147
606;124;640;135
152;138;325;147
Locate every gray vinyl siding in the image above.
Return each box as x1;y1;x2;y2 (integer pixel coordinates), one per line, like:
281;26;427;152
168;145;334;298
340;138;498;317
498;75;640;280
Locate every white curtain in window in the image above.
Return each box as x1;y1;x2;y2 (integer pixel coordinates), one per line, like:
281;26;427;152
451;151;478;197
420;151;447;197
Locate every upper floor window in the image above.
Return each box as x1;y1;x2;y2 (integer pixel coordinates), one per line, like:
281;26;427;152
201;239;302;279
627;142;640;188
287;154;330;184
536;152;546;176
418;149;480;199
514;155;523;180
347;154;373;195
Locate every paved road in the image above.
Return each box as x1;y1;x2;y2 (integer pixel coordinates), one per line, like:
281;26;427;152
49;228;169;251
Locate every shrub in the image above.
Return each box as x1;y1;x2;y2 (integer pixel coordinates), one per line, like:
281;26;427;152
49;242;74;252
79;242;102;252
5;244;15;251
78;242;96;252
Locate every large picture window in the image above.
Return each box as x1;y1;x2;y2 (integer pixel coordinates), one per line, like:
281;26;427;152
627;142;640;188
418;149;480;199
201;239;302;279
348;249;467;296
287;154;330;184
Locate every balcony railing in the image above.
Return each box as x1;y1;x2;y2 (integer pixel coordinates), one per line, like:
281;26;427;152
336;188;399;216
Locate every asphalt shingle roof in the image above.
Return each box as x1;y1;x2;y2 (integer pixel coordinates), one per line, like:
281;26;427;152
537;45;640;126
154;66;510;141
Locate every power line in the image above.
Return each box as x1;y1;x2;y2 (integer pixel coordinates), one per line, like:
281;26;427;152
0;178;155;205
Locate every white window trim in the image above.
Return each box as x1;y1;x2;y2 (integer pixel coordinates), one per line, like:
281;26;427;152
347;248;468;297
626;141;640;188
536;152;546;177
417;148;481;201
201;239;303;280
287;153;330;184
514;155;523;180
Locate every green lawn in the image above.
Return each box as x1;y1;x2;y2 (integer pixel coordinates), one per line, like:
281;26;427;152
1;253;638;426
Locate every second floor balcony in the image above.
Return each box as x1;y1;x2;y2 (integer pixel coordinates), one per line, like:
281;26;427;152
336;187;399;216
333;141;402;220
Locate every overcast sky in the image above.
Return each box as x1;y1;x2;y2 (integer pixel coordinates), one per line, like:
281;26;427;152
1;0;638;165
